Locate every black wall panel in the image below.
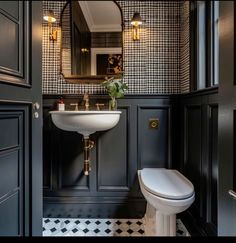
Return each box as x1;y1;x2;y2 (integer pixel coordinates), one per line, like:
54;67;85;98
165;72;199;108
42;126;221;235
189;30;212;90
98;107;129;191
0;193;19;236
0;108;27;236
184;105;202;217
180;88;218;236
0;1;30;86
138;106;170;169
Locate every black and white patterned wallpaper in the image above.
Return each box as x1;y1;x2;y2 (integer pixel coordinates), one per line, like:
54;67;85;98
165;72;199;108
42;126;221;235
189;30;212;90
180;1;190;93
42;1;189;95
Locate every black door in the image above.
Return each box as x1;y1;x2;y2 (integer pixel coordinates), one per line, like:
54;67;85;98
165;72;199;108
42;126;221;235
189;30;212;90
0;1;42;236
218;1;236;236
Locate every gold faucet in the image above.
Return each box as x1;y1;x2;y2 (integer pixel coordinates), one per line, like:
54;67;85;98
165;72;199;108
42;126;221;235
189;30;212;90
83;93;89;110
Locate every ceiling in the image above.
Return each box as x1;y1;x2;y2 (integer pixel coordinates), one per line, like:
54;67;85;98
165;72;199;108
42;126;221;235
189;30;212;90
78;1;122;32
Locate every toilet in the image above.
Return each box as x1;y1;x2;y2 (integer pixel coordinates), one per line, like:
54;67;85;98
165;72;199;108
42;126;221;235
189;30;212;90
138;168;195;236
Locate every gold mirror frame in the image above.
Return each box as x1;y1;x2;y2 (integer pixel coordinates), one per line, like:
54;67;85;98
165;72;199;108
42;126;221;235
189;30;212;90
59;1;124;84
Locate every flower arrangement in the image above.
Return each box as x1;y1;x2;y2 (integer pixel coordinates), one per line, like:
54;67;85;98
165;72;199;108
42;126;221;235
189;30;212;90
101;77;128;110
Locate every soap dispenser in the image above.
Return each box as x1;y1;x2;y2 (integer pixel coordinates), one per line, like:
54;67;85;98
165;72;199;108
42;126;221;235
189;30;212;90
57;97;65;111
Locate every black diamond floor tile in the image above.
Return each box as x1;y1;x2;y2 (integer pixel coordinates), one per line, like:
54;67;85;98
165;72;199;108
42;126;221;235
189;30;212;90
94;229;100;233
127;229;134;234
104;229;111;234
72;228;78;233
116;220;121;225
126;221;132;226
83;228;89;233
61;228;67;233
95;220;101;225
116;229;122;234
44;219;50;224
54;219;60;224
136;221;142;226
138;229;145;234
85;220;91;225
105;220;111;225
75;220;80;224
64;220;70;224
50;227;57;233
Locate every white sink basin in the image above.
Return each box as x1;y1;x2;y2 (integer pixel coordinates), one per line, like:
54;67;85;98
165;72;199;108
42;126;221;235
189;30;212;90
50;110;122;138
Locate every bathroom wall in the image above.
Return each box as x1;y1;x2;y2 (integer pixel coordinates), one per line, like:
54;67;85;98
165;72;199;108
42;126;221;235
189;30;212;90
180;1;190;93
42;1;182;95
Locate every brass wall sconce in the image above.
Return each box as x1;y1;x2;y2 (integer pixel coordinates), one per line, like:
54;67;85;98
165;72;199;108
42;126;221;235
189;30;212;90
131;12;143;41
43;10;57;41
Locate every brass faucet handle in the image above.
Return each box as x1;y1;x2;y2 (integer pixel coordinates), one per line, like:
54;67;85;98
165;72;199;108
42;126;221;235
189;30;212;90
70;103;79;111
95;103;105;111
83;93;89;100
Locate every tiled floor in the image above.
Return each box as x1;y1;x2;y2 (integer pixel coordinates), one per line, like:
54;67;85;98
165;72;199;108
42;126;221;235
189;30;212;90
43;218;190;237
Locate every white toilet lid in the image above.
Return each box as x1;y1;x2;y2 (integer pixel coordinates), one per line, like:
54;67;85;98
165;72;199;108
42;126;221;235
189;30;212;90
140;168;194;200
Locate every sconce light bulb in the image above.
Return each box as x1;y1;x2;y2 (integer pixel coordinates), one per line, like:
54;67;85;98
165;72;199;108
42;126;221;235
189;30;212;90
43;10;56;23
131;20;142;27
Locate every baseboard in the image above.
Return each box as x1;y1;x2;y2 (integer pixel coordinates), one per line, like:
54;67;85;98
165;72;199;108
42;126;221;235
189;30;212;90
43;197;146;218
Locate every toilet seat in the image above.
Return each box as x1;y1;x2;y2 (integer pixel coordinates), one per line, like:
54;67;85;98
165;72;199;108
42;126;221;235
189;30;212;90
140;168;194;200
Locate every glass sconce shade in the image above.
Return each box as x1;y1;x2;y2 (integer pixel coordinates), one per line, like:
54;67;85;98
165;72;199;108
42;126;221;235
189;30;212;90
131;12;142;26
43;10;56;23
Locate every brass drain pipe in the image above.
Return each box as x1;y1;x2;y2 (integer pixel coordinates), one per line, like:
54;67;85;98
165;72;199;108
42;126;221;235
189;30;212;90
83;138;94;176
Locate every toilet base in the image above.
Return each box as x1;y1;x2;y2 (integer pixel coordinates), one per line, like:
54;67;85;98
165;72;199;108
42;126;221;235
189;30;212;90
143;203;176;236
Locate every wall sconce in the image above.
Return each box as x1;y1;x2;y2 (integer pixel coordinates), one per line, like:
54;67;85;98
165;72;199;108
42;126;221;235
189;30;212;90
43;10;57;41
131;12;143;41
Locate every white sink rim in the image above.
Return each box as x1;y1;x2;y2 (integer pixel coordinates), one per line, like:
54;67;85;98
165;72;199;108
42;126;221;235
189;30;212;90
49;110;122;138
50;110;122;114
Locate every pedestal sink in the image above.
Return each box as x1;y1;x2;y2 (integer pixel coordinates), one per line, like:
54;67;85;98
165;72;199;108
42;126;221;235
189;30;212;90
49;110;122;175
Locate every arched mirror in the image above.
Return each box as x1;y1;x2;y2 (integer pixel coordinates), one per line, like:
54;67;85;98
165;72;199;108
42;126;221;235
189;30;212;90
60;1;123;84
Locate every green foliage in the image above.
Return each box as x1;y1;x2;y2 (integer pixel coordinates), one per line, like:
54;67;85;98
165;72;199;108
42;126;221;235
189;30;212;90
101;77;128;99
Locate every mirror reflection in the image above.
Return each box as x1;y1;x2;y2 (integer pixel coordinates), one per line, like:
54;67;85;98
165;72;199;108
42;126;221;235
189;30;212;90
60;1;123;82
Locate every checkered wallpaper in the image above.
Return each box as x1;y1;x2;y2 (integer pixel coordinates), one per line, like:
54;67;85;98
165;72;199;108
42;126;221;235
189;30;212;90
180;1;190;93
42;1;189;95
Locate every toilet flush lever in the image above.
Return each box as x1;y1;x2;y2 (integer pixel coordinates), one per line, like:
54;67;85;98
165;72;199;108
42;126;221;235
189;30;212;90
149;118;159;129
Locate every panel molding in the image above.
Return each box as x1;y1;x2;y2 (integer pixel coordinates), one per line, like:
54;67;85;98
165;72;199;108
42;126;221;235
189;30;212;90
137;105;172;169
183;104;203;218
205;103;218;234
0;105;29;236
0;1;31;87
97;105;131;192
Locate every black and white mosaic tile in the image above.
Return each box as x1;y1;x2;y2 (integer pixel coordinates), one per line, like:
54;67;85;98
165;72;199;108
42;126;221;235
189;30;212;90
43;218;190;237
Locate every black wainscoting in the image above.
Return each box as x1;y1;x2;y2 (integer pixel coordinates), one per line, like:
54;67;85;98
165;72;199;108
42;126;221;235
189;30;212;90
43;95;177;218
43;89;218;235
179;87;218;236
